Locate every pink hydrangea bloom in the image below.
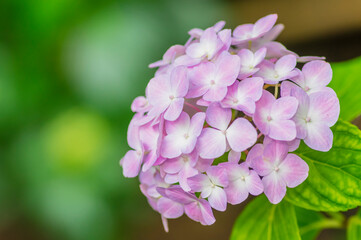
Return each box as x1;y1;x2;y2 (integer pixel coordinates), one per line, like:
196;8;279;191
131;96;151;113
161;151;199;192
281;82;340;151
149;45;185;68
188;21;226;40
250;140;309;204
188;51;240;101
220;162;263;205
254;54;298;84
290;60;333;94
232;14;278;45
139;167;182;232
120;15;340;230
237;48;267;79
253;90;298;141
197;103;257;158
161;111;205;158
121;115;143;178
220;77;264;114
157;186;216;225
147;66;189;121
188;166;229;211
186;27;224;60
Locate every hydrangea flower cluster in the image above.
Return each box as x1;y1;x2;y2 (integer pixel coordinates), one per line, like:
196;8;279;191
120;14;340;231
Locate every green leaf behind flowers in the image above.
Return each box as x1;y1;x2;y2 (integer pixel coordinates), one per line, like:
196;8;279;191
330;56;361;121
231;195;301;240
286;120;361;211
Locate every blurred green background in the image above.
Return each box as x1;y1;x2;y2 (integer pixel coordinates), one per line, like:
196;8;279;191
0;0;360;239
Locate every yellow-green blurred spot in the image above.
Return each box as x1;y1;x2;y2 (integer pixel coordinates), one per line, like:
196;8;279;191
43;108;109;172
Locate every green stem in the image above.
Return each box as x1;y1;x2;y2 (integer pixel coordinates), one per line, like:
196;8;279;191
299;218;344;235
232;110;239;121
274;84;279;98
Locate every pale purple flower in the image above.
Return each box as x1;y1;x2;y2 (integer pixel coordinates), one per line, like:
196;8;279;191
260;41;296;59
188;166;229;211
194;98;212;107
255;54;298;84
194;156;214;172
253;90;298;141
297;56;326;63
188;51;240;101
188;21;226;39
161;151;199;192
139;121;164;172
147;66;189;121
120;111;164;175
120;16;340;228
149;45;185;68
157;197;184;220
237;48;267;79
252;140;309;204
220;28;232;43
161;111;205;158
263;136;300;152
131;111;156;126
220;162;263;205
228;150;242;163
139;168;184;232
183;198;215;225
139;167;169;211
245;143;264;169
220;77;264;114
157;186;215;225
232;14;278;45
281;82;340;151
131;96;151;113
186;27;223;60
187;24;231;54
120;115;144;178
239;23;294;59
245;24;323;61
259;23;284;43
198;103;257;159
217;29;232;53
290;60;333;94
246;139;300;169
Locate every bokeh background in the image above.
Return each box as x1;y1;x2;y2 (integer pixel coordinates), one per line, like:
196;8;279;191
0;0;361;239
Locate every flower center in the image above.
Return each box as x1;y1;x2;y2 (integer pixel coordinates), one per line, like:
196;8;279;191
233;99;239;104
184;133;189;139
267;116;272;121
241;176;246;181
274;166;279;172
169;95;175;100
274;73;279;79
305;117;311;123
304;86;310;92
182;156;189;163
210;80;216;86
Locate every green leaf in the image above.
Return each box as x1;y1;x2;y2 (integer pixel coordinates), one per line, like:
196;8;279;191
295;207;325;240
330;56;361;121
347;215;361;240
286;120;361;211
230;195;301;240
295;207;344;240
